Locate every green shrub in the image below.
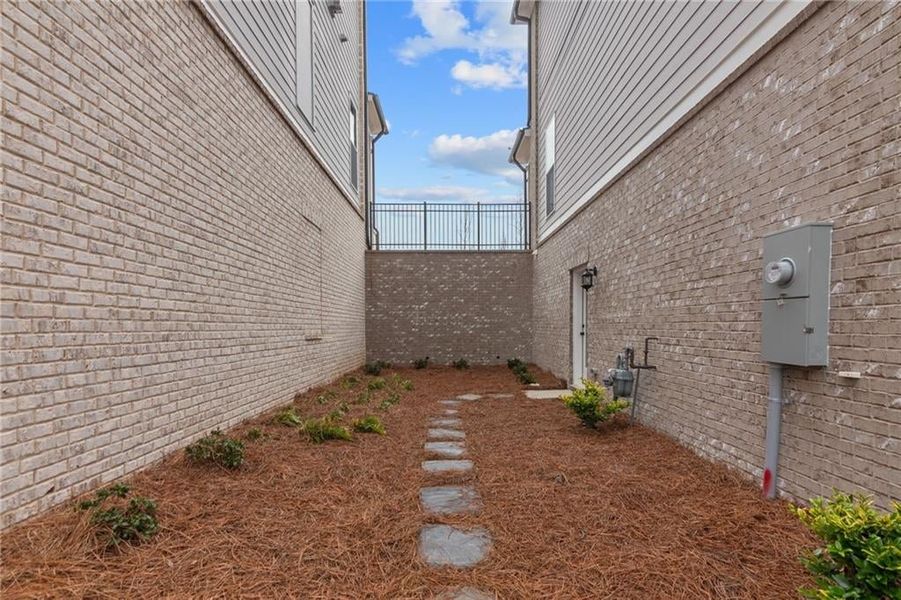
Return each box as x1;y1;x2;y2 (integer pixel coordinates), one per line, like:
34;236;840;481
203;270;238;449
354;390;371;405
245;427;265;441
561;380;629;427
77;484;158;548
507;357;525;370
185;430;245;469
340;376;359;389
413;357;429;369
378;392;401;411
401;379;414;391
517;369;537;384
302;418;353;443
274;407;303;427
453;358;469;370
792;492;900;600
367;377;387;391
364;360;390;375
316;390;337;405
352;415;386;435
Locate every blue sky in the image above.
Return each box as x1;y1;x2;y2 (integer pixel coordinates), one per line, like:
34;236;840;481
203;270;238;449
367;0;527;204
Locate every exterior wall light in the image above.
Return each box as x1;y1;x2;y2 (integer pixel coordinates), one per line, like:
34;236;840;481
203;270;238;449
581;266;597;290
326;0;342;17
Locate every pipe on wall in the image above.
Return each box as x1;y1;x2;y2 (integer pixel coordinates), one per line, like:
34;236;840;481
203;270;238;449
762;363;784;499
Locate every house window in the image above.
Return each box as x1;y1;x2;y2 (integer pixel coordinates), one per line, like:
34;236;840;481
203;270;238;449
545;115;556;216
295;0;313;121
349;102;358;188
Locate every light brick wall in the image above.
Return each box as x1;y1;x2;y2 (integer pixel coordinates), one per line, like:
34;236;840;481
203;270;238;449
532;1;900;507
366;251;533;366
1;1;366;527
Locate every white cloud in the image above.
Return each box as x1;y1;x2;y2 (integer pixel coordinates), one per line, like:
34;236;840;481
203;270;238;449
397;0;526;91
451;59;525;90
378;185;519;204
428;129;521;184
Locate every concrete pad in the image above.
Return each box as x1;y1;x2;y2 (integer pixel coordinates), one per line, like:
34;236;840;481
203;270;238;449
428;428;465;440
431;417;462;427
422;460;473;473
457;394;482;401
524;389;569;400
434;587;495;600
419;524;491;567
420;485;481;515
425;441;466;458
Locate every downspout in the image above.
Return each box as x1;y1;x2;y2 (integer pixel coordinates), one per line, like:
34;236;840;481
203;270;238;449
511;151;528;249
762;363;784;498
362;0;370;248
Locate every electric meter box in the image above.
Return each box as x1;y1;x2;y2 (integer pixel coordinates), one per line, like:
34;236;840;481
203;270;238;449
761;223;832;367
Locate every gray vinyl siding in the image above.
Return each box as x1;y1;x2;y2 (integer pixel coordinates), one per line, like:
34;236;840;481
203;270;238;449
535;0;808;237
205;0;361;199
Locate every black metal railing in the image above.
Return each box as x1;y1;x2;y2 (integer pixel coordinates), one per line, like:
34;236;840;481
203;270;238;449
371;202;530;251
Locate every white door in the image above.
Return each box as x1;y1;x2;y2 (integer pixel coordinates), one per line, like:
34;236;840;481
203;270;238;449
571;268;587;386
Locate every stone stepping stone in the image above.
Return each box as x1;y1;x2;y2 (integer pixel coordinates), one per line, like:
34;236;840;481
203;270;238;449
422;459;473;473
457;394;482;401
428;428;465;440
425;441;466;458
444;409;459;415
420;485;481;515
487;393;514;399
440;400;461;406
419;524;491;567
431;417;462;427
434;587;495;600
524;389;569;399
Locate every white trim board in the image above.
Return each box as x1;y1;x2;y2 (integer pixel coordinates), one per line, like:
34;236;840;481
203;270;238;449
196;0;363;217
537;0;812;245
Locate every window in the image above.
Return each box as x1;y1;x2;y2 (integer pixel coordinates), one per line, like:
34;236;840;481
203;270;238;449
295;0;313;120
545;115;556;216
349;102;358;188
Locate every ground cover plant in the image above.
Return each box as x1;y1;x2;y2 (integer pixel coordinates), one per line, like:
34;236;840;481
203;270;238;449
792;492;901;599
453;358;469;369
364;360;390;375
77;484;159;549
413;357;429;369
1;365;816;598
301;417;353;443
507;357;537;384
352;415;386;435
561;379;630;427
184;430;245;469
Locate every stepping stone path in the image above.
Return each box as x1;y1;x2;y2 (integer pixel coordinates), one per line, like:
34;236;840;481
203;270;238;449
419;392;494;598
428;428;465;440
420;486;481;514
424;441;466;458
419;525;491;567
422;459;473;473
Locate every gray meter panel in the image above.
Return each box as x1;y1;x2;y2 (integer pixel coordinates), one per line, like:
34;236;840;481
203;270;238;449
760;223;832;366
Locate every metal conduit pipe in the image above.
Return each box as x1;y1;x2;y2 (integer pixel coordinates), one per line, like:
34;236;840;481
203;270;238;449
762;363;784;499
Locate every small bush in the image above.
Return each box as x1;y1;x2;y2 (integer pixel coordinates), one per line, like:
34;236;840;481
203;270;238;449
453;358;469;370
364;360;390;375
302;418;352;443
368;377;387;391
185;430;245;469
316;390;337;405
517;369;537;384
245;427;265;441
413;357;429;369
507;357;525;370
401;379;414;391
340;376;359;389
378;392;401;411
561;380;629;427
792;492;900;600
78;484;158;548
274;407;303;427
352;415;386;435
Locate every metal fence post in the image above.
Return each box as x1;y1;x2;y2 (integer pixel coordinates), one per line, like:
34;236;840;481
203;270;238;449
476;202;481;251
423;202;427;250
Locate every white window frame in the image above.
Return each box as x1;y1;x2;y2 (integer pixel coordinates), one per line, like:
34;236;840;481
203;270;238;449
544;114;556;216
349;102;358;189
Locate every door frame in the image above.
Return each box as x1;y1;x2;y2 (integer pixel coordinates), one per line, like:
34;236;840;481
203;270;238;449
571;265;588;387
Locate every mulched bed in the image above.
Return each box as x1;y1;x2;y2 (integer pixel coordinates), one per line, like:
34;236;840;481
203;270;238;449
1;365;815;599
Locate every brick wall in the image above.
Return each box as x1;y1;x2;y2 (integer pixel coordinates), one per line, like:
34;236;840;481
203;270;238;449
1;1;366;527
532;1;900;507
366;251;533;366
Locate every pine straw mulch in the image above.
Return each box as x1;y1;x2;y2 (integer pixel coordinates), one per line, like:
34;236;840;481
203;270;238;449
1;365;816;599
